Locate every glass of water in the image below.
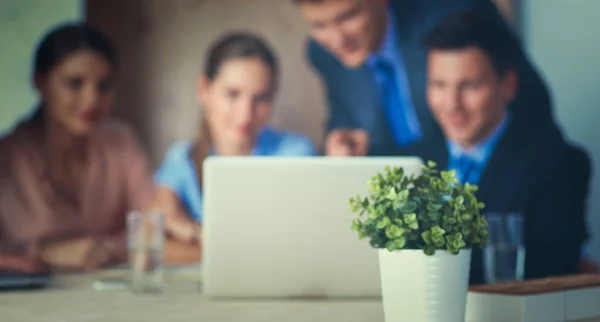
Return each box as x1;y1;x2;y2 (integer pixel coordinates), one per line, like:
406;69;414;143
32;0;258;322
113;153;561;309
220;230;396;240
483;212;526;283
127;211;164;293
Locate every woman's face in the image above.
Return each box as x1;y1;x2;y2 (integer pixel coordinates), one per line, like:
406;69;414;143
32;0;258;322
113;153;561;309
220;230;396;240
198;57;275;147
36;49;116;136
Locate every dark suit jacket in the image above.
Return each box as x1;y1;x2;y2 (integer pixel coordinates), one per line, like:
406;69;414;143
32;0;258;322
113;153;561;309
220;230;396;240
307;0;560;155
410;118;589;285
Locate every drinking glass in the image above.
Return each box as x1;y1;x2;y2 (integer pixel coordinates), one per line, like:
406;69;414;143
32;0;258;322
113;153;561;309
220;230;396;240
483;212;525;283
127;211;164;293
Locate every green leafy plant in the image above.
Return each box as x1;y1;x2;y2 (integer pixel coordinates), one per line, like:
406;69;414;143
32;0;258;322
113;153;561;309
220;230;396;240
350;161;488;255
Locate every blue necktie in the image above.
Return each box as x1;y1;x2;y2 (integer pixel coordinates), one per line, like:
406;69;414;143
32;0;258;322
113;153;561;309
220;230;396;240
458;156;477;185
371;58;412;146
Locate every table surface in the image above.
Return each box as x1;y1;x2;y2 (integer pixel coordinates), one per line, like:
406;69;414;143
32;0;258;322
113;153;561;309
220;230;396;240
0;273;385;322
1;273;599;322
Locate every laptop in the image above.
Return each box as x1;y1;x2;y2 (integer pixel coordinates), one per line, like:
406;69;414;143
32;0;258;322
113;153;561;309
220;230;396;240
202;156;423;298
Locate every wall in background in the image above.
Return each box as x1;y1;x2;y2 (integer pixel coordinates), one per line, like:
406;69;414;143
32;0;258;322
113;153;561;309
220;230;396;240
86;0;325;165
523;0;600;262
0;0;82;134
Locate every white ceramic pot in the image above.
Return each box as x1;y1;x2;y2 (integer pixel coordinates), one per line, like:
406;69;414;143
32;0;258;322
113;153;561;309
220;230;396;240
378;248;472;322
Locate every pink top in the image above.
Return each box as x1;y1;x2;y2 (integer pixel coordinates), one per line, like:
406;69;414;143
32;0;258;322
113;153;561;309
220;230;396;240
0;119;155;261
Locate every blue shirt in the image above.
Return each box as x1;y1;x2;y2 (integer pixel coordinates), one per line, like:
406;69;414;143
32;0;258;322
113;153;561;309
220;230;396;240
365;7;422;145
155;127;316;222
447;113;511;185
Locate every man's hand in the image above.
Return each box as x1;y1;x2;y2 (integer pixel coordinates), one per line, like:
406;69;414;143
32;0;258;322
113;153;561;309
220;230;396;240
325;129;369;156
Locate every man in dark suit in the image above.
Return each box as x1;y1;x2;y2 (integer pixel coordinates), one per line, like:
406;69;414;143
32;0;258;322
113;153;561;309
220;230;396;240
294;0;559;156
417;10;589;284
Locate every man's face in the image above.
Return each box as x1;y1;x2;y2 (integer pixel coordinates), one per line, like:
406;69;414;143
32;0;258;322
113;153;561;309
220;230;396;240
298;0;388;68
427;47;517;148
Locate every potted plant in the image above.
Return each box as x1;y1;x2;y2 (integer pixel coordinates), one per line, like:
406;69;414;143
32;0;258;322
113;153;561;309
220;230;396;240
350;161;488;322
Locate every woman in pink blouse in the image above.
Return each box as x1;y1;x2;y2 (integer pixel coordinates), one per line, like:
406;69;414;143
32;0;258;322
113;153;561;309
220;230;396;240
0;24;154;272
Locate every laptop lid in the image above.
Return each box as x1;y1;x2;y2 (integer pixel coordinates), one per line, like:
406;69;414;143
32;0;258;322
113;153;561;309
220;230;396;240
202;156;423;298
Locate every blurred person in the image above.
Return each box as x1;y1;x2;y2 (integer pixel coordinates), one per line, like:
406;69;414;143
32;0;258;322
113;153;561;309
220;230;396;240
293;0;561;156
417;10;589;284
0;24;154;272
153;32;315;253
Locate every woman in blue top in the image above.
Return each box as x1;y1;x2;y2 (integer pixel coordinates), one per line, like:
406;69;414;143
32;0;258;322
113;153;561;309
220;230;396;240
154;32;315;245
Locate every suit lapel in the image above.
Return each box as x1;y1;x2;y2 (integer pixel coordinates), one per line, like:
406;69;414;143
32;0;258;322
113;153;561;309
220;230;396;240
390;0;435;138
334;65;399;155
342;67;384;128
475;120;527;211
466;120;523;285
404;128;448;168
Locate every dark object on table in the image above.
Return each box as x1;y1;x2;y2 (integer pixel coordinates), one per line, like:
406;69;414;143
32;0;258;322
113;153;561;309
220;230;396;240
0;270;52;291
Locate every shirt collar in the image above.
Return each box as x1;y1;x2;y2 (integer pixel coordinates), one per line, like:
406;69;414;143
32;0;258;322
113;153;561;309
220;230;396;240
447;111;512;164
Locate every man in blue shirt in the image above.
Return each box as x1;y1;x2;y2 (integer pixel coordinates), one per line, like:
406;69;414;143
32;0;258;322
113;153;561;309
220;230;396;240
417;9;590;284
293;0;560;156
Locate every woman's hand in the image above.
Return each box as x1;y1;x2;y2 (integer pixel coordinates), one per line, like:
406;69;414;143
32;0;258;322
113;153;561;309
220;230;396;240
149;187;201;245
165;214;202;245
41;237;114;271
84;240;115;271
